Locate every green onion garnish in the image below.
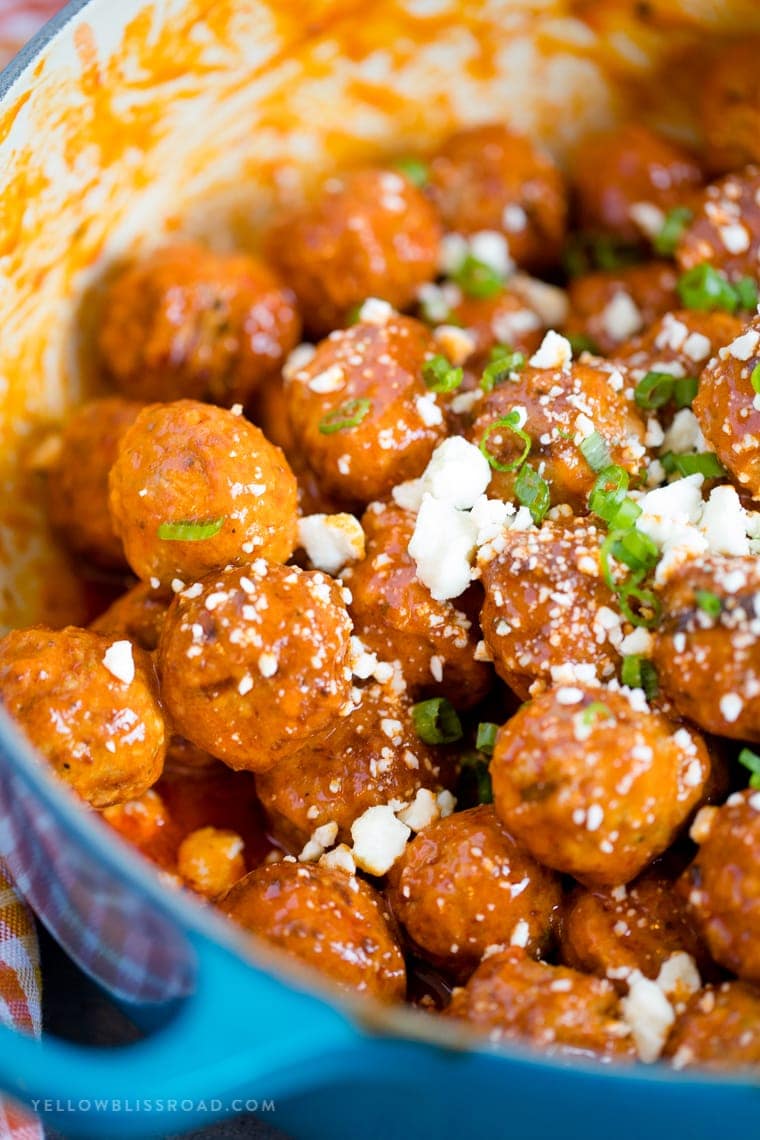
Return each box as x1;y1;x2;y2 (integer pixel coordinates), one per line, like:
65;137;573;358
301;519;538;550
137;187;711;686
580;700;613;727
677;265;739;313
734;276;758;311
423;354;463;393
459;750;494;804
411;698;463;745
479;410;531;472
450;254;504;300
695;588;721;618
480;345;525;393
673;376;699;409
394;157;429;188
738;747;760;790
580;430;612;473
670;452;726;478
566;333;599;356
621;655;659;699
653;206;692;256
318;397;372;435
634;371;676;410
617;576;662;630
610;528;659;575
476;722;499;755
157;518;224;542
750;363;760;395
588;466;642;530
515;464;550;523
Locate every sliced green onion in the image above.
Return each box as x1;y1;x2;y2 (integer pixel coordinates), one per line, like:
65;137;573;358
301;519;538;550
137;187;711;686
659;450;678;475
695;588;721;618
580;700;613;727
673;376;699;409
671;452;726;478
450;254;504;300
394;156;429;188
634;371;675;410
591;234;643;272
566;332;599;356
617;576;662;630
423;354;463;393
738;747;760;790
411;698;463;745
479;411;532;473
579;430;612;473
610;528;659;575
653;206;692;257
621;655;659;700
515;464;550;523
750;363;760;395
480;345;525;393
157;518;224;542
589;466;629;522
609;496;643;530
734;276;758;311
318;397;372;434
459;750;494;805
476;722;499;755
677;265;739;313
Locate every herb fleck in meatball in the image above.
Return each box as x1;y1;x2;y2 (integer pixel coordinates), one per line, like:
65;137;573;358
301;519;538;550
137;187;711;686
108;400;297;585
0;627;166;809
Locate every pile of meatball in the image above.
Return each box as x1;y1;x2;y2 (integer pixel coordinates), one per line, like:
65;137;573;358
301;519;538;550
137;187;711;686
4;38;760;1071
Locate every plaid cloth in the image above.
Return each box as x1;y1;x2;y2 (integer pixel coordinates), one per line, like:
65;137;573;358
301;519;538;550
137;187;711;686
0;12;82;1140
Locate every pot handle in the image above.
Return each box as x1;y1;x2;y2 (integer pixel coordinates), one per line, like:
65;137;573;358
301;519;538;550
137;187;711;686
0;929;359;1134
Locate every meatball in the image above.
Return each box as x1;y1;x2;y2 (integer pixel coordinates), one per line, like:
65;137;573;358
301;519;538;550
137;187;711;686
676;169;760;282
663;982;760;1070
692;317;760;499
220;861;406;1001
680;790;760;983
157;561;354;771
46;397;143;570
447;948;635;1060
560;873;712;990
570;124;703;244
386;806;561;979
266;169;440;336
177;827;246;898
0;627;166;809
564;262;679;356
700;40;760;173
614;308;743;388
90;581;172;652
478;518;623;699
491;685;711;887
652;555;760;741
102;787;179;872
284;316;446;504
445;286;547;364
108;400;297;585
428;124;567;271
99;242;300;406
344;502;491;708
256;682;452;848
468;357;646;514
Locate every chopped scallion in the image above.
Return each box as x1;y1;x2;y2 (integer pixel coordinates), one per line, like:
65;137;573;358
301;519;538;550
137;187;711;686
476;722;499;755
479;410;532;473
579;430;612;472
157;518;224;542
738;748;760;789
411;698;463;745
634;371;675;411
677;264;739;313
515;464;550;523
423;354;463;393
394;156;429;188
621;655;659;699
695;589;721;618
450;254;504;300
734;276;759;311
751;363;760;396
580;700;613;727
653;206;692;256
671;452;726;478
318;397;372;434
480;345;525;393
673;376;699;409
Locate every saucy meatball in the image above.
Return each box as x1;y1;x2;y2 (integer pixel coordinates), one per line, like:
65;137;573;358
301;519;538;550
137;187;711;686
564;262;679;356
614;309;742;388
676;169;760;282
386;806;561;979
157;561;354;771
692;317;760;499
469;355;646;513
447;948;635;1060
266;169;440;336
428;124;567;271
220;861;406;1001
46;396;143;570
445;286;547;364
109;400;297;585
345;502;491;708
680;791;760;983
284;315;446;504
560;873;711;990
102;788;178;871
479;518;623;699
176;826;246;898
90;581;172;652
700;40;760;174
652;555;760;741
99;242;300;406
256;682;451;848
664;982;760;1070
570;124;703;245
491;685;711;887
0;627;166;809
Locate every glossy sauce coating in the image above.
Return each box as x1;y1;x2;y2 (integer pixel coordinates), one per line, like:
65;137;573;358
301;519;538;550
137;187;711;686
0;626;166;809
220;861;406;1001
664;981;760;1070
614;309;743;389
90;581;172;651
700;40;760;174
677;168;760;282
564;262;679;355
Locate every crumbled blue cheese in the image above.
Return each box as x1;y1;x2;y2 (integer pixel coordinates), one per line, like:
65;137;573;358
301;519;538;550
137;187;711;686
102;640;135;686
350;805;411;876
297;513;365;575
408;495;479;601
529;329;573;371
621;971;675;1063
394;436;491;513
